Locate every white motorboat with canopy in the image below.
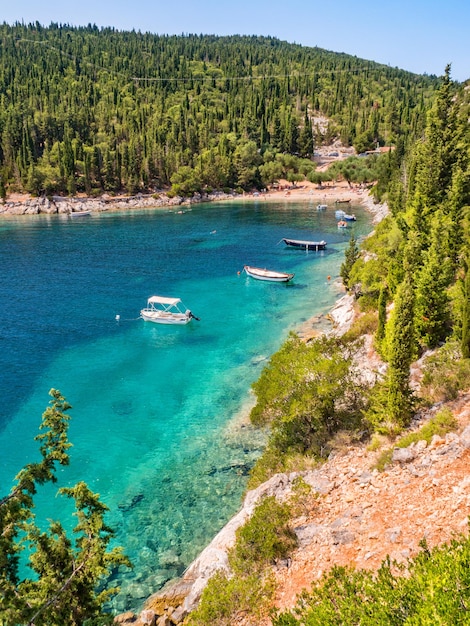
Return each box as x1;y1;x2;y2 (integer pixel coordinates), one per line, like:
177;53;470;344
140;296;198;325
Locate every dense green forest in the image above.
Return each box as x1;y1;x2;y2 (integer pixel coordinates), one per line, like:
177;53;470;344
0;22;438;198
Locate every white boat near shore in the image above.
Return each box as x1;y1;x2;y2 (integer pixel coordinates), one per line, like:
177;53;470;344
243;265;294;282
69;210;91;217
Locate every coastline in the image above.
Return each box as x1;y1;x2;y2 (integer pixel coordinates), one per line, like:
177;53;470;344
0;179;386;220
120;196;389;625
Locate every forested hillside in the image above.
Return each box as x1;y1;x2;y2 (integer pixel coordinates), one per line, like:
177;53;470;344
183;68;470;626
0;23;437;198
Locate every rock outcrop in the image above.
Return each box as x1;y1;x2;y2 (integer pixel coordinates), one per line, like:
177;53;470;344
0;191;238;216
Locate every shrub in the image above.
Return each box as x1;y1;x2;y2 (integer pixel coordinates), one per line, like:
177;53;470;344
273;534;470;625
187;495;295;625
420;340;470;403
372;408;457;471
186;571;274;626
229;496;297;574
341;310;378;343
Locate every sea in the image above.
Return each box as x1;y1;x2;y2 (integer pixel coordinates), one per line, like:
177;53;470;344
0;198;371;612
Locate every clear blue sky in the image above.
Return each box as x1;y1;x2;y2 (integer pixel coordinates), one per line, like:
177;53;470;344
3;0;469;82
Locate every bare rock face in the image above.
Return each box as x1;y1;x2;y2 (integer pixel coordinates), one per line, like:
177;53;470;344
328;294;356;336
0;190;241;217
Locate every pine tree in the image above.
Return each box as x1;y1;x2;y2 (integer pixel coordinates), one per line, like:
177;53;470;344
0;389;130;625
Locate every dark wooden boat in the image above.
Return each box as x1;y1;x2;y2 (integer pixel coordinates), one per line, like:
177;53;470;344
335;199;351;204
282;238;327;251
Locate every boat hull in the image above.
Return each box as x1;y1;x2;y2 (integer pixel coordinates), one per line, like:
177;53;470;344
282;238;327;251
244;265;294;282
69;210;91;217
140;309;192;324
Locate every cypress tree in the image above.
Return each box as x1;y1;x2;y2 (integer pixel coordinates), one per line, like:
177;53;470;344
415;212;452;348
376;286;387;346
462;264;470;359
387;272;416;427
299;108;314;157
340;234;360;290
0;176;6;202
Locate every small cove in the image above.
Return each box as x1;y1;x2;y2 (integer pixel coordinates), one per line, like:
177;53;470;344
0;199;372;611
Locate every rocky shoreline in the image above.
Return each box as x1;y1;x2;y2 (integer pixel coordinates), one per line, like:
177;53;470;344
0;182;387;220
0;190;238;216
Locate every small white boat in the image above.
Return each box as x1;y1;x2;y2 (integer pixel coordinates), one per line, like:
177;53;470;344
335;209;346;218
282;238;327;251
343;213;357;221
69;210;91;217
243;265;294;282
140;296;198;325
316;204;327;210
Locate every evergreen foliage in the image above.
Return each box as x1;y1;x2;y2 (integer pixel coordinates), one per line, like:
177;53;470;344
248;334;366;484
385;272;416;428
187;495;295;626
0;23;437;197
340;233;360;290
462;264;470;359
415;211;453;348
0;390;130;626
375;286;388;348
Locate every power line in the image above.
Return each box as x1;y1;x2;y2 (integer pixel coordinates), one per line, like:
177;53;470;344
13;36;388;85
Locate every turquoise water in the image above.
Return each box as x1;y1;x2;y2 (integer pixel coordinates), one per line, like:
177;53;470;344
0;199;371;611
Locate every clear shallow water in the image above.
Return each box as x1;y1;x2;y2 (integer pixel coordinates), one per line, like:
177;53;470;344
0;199;371;611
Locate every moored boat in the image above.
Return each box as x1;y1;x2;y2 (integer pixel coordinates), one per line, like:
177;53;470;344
140;296;198;324
316;204;327;210
243;265;294;282
69;210;91;217
337;220;348;228
335;198;351;204
335;209;346;218
343;213;357;221
282;238;327;251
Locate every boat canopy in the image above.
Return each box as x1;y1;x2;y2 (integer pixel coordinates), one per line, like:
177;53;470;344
147;296;182;306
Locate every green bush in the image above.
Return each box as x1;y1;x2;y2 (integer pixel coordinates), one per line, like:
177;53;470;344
373;407;457;471
273;533;470;625
420;340;470;403
229;496;297;574
187;495;296;625
186;571;274;626
341;311;378;343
